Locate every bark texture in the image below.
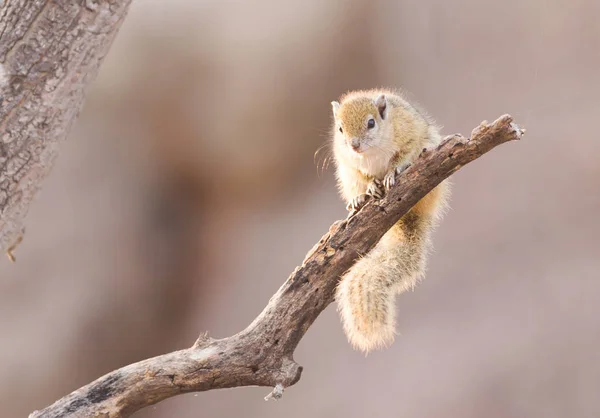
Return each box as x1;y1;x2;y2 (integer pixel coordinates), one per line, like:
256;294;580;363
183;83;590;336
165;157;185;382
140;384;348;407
29;115;524;418
0;0;132;255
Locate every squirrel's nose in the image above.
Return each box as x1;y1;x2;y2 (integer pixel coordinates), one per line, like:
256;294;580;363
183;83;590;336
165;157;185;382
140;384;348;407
350;138;360;151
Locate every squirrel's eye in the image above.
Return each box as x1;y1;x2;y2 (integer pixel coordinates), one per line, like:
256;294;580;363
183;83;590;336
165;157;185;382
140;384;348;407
367;119;375;129
339;127;343;133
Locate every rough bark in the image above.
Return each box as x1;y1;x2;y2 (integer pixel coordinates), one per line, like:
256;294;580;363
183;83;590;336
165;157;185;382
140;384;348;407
0;0;132;257
29;115;524;418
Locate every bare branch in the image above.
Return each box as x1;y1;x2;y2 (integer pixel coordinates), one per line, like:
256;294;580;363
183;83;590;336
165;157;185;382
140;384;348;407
29;115;524;418
0;0;133;257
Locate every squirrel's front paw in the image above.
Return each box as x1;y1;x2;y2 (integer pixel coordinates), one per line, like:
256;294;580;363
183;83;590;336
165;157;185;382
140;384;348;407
346;179;384;214
383;163;410;191
346;194;369;212
383;171;396;191
366;179;385;200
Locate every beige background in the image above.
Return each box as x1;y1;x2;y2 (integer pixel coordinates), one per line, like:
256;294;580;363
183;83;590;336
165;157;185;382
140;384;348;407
2;0;599;417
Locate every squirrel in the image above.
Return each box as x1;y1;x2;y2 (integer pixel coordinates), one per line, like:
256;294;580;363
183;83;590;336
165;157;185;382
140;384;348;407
330;88;450;354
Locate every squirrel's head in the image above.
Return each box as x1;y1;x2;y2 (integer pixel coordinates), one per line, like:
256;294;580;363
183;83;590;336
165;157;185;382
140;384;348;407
331;93;390;154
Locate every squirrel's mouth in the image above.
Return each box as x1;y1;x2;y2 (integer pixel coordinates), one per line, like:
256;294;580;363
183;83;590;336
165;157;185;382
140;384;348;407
347;136;367;154
349;141;366;154
350;143;371;154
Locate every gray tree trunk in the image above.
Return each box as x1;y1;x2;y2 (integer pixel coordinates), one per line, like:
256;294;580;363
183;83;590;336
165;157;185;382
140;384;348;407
0;0;132;255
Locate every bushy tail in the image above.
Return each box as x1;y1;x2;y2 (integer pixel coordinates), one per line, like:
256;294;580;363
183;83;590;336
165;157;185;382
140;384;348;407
336;198;443;353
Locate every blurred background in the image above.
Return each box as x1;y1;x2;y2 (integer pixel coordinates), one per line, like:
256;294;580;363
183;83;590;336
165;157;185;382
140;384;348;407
2;0;600;417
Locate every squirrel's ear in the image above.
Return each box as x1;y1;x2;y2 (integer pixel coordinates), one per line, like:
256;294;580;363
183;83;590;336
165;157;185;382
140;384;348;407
374;94;387;120
331;101;340;117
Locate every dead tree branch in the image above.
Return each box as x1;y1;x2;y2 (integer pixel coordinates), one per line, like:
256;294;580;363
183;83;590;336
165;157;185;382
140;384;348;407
0;0;132;258
29;115;524;418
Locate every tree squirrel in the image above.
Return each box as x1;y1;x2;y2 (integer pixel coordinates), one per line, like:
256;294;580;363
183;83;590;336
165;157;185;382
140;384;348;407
330;88;450;354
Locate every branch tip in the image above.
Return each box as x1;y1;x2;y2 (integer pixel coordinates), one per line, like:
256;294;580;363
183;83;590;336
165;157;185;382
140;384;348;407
510;122;525;138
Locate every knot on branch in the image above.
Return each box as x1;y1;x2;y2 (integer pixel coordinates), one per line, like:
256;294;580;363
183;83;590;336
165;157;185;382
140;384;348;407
263;358;303;401
278;357;303;386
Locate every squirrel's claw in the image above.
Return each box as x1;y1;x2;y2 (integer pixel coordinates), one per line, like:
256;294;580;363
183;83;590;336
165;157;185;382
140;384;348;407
346;194;369;213
347;180;384;215
366;179;385;200
384;163;410;191
383;171;396;191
